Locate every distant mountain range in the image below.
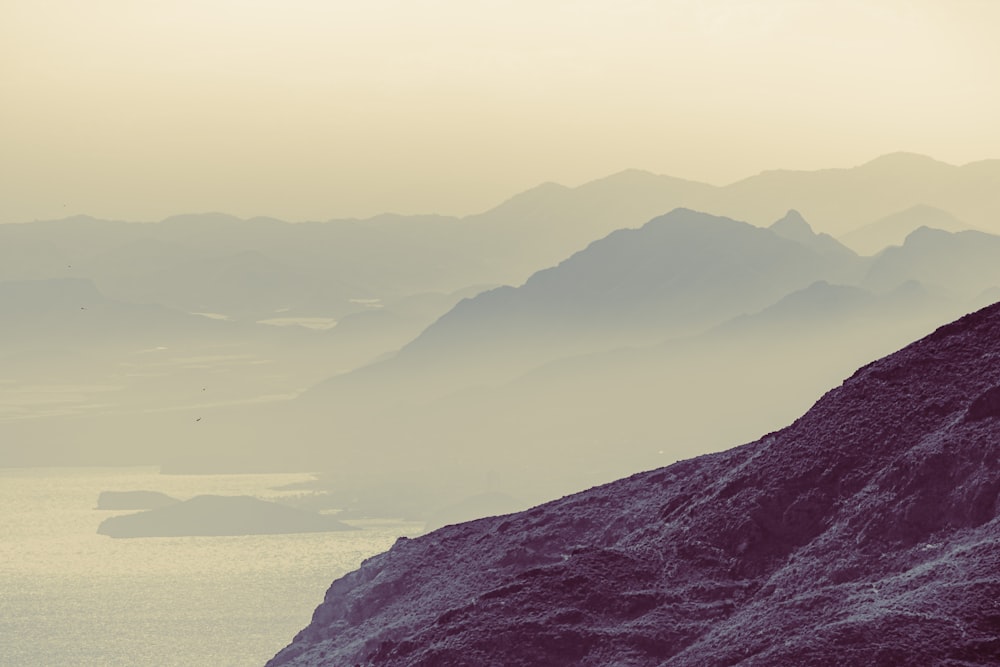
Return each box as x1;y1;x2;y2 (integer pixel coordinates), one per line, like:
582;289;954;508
693;152;1000;236
2;153;999;511
269;208;997;513
5;153;997;308
1;152;993;346
267;301;1000;667
838;204;971;255
461;151;1000;265
303;208;863;404
862;226;1000;299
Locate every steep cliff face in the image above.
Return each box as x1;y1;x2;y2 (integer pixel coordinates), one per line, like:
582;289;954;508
268;303;1000;666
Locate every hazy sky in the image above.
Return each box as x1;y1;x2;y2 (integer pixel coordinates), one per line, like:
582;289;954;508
3;0;998;223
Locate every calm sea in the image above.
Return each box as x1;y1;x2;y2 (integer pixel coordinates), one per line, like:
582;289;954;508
0;467;423;666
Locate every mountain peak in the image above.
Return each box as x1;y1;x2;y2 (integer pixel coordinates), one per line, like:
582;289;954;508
902;224;953;245
476;181;572;219
858;151;952;171
769;209;812;235
585;168;709;190
768;210;858;259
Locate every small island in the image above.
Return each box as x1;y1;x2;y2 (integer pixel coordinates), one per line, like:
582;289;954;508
97;494;356;538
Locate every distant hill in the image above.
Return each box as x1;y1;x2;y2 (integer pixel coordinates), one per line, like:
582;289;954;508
6;152;996;314
0;212;490;323
324;285;491;364
466;152;999;244
466;153;999;262
693;152;1000;236
839;204;970;255
468;169;717;275
768;209;857;261
334;278;958;507
3;153;999;489
295;209;865;472
124;209;997;496
286;210;996;510
367;209;858;378
863;227;1000;298
268;301;1000;667
9;205;1000;504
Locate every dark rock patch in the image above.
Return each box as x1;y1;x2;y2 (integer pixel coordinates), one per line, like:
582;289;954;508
966;384;1000;421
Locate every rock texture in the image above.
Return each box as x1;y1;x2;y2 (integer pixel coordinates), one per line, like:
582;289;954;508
268;303;1000;666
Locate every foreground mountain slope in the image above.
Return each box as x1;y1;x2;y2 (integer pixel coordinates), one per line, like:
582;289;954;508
269;302;1000;666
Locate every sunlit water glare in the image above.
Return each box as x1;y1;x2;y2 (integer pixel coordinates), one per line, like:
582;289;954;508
0;467;423;666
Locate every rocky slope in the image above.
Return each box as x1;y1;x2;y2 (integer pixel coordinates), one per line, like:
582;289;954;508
268;302;1000;666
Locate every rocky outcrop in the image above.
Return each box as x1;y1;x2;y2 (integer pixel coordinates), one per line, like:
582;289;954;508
268;302;1000;666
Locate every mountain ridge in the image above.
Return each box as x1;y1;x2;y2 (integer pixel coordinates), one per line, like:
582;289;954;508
839;204;970;256
391;208;854;363
14;151;997;248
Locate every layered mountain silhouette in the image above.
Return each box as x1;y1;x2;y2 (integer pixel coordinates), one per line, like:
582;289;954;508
470;152;999;248
862;227;1000;300
464;152;999;262
305;209;862;401
465;170;716;273
0;213;489;324
4;155;1000;493
405;278;956;490
768;209;857;260
5;153;997;313
7;205;999;503
838;205;970;256
268;302;1000;666
284;210;991;502
696;152;1000;236
112;208;997;514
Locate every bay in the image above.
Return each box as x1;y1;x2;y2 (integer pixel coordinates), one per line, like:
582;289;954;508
0;467;422;667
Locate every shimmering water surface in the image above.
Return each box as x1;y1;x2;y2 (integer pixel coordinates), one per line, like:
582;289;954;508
0;467;423;666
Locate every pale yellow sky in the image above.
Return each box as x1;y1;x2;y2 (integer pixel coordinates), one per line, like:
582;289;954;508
2;0;998;222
